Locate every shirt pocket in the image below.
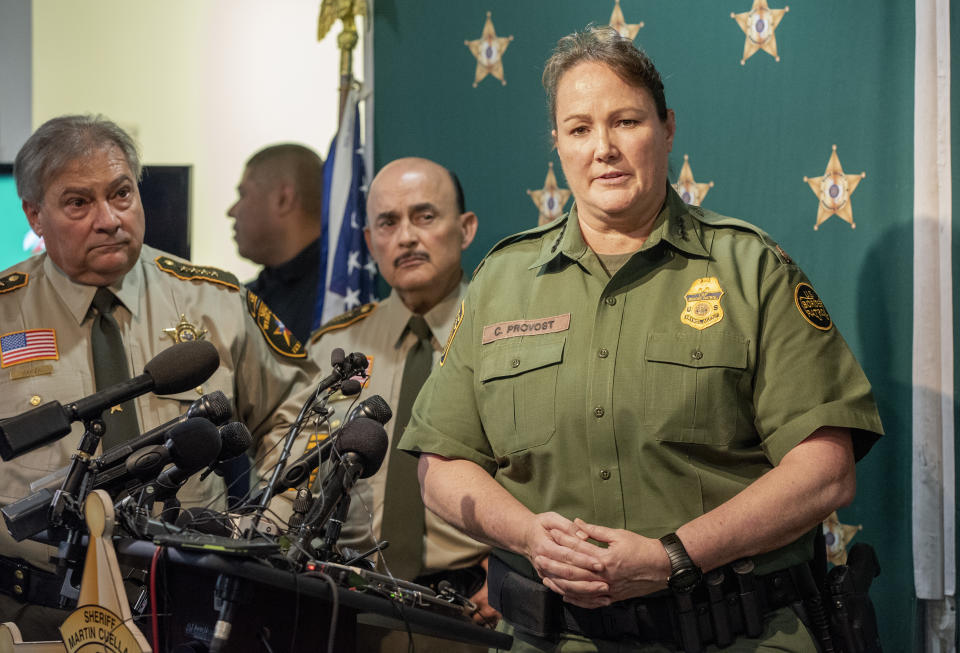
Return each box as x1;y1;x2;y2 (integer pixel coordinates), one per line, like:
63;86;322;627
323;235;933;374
479;337;565;454
0;370;88;503
643;331;749;445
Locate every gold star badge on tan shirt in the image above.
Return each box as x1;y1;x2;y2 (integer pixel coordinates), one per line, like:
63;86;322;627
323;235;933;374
608;0;643;40
527;162;571;226
465;11;513;87
803;144;866;230
672;154;714;207
731;0;789;64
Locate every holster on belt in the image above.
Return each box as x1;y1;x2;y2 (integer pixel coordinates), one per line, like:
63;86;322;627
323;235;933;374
487;551;561;639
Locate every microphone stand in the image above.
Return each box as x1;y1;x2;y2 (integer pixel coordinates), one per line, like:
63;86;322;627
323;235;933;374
251;352;368;531
49;416;106;607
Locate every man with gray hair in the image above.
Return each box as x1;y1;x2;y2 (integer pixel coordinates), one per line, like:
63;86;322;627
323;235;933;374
0;115;317;639
228;143;324;342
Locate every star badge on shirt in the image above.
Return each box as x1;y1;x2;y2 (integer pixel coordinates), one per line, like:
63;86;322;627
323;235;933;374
731;0;789;65
803;145;866;231
163;314;208;344
527;162;571;225
673;155;714;207
465;12;513;87
608;0;643;40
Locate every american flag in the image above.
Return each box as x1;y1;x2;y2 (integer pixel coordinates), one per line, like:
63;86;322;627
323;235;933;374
314;86;378;327
0;329;58;368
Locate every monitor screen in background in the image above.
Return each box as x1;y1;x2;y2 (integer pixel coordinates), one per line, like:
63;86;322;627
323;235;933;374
0;163;191;272
0;164;43;271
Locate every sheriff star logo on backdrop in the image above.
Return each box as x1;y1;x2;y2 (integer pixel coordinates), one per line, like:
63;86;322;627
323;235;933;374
527;162;571;225
465;12;513;87
731;0;789;65
803;144;866;230
608;0;643;40
673;154;714;206
822;511;862;566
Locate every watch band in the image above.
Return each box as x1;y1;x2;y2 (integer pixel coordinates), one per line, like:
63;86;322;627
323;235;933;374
659;532;693;573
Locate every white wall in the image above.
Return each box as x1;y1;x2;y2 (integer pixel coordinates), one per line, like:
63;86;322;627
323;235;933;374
32;0;359;281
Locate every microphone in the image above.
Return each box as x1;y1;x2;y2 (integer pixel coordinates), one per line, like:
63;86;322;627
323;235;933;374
26;391;233;494
98;390;232;470
0;341;220;461
98;417;221;493
152;418;223;500
198;422;252;481
346;394;393;425
266;396;392;496
302;417;388;530
2;417;222;541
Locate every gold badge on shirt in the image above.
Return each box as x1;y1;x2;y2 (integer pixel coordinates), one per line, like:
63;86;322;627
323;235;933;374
681;277;724;330
163;314;208;343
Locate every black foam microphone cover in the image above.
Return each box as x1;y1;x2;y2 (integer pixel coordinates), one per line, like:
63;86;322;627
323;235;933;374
167;417;222;472
340;378;363;396
335;417;388;479
217;422;252;461
330;348;346;368
146;341;220;395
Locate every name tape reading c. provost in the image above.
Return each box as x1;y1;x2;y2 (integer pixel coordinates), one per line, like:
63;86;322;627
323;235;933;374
482;313;571;344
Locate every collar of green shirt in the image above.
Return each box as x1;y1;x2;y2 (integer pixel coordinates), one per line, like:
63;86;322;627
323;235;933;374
529;185;710;270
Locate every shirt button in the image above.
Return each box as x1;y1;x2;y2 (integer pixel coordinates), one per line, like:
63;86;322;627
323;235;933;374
598;348;609;358
29;395;41;406
511;358;521;368
691;350;703;360
594;406;605;418
605;296;617;306
599;469;611;480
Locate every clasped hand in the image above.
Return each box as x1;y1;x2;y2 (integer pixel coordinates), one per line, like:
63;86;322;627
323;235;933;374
524;514;670;609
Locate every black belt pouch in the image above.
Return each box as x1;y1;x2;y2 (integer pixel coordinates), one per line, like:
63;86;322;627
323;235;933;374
488;552;562;639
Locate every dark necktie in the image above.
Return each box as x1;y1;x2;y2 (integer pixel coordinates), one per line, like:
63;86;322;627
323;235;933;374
380;315;433;580
90;287;140;451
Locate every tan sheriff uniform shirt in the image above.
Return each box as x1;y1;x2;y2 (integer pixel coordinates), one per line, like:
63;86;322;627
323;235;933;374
308;283;488;574
0;245;318;570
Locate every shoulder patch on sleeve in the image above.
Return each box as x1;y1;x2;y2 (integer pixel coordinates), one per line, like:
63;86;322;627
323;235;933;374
245;289;307;358
794;282;833;331
155;256;241;290
309;302;378;344
0;272;28;294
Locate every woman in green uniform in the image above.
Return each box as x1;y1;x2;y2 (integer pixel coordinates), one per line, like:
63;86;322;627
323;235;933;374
400;25;883;653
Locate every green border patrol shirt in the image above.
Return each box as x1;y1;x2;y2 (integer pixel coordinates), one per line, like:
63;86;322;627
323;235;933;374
399;187;883;575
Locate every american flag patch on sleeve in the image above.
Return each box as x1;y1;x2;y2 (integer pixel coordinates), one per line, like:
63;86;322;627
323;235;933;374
0;329;58;368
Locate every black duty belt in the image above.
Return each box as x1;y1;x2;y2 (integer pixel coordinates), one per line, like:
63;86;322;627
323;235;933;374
0;555;64;608
488;553;813;650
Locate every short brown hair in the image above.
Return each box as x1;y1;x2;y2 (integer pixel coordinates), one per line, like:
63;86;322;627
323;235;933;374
542;25;668;127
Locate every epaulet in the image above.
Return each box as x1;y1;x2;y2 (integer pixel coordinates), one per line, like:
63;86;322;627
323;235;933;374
310;302;378;344
154;255;241;291
473;216;567;278
689;207;794;265
0;271;28;295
